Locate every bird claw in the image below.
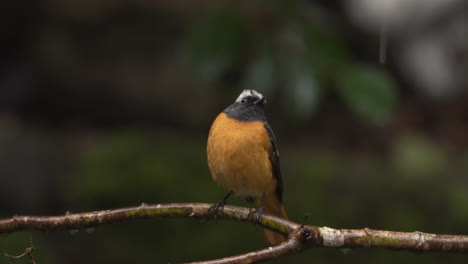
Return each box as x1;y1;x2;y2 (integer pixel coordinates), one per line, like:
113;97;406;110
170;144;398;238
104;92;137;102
209;200;225;219
248;207;264;229
209;192;232;219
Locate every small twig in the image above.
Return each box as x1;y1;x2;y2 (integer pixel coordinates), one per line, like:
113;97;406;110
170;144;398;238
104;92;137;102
4;249;33;260
4;235;37;264
1;203;468;264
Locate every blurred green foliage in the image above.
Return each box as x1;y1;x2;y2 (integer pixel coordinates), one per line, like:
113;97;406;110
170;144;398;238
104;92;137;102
64;130;213;207
336;65;398;126
186;9;250;81
186;3;398;125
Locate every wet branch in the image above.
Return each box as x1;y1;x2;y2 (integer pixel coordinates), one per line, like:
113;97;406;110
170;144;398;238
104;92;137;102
1;203;468;263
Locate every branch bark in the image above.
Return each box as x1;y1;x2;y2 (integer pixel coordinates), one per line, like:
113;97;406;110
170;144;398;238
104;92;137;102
1;203;467;263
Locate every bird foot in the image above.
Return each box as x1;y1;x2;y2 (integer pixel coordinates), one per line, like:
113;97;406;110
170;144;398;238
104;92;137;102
248;206;264;229
209;192;232;219
209;199;226;218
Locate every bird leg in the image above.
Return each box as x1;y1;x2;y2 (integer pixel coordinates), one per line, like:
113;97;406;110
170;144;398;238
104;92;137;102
209;191;232;218
248;194;265;228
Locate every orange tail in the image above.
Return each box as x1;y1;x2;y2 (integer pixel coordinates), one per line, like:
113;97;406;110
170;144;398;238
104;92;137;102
258;192;288;245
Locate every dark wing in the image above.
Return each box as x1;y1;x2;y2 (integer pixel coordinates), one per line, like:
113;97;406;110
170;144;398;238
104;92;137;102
264;122;283;202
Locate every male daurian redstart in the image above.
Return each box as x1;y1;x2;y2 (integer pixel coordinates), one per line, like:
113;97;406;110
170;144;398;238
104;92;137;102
207;89;287;245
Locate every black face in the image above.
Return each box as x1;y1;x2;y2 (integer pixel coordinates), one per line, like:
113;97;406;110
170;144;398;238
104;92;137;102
223;90;267;122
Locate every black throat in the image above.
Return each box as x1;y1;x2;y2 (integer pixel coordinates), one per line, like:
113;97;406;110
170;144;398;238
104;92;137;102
223;102;267;122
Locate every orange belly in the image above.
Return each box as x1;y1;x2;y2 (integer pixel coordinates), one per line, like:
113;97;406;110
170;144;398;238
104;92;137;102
207;113;276;198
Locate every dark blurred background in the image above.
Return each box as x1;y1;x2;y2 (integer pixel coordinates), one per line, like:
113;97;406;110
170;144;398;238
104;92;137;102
1;0;468;263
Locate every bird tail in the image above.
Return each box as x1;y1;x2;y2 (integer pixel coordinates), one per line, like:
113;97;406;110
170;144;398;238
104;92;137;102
257;192;288;245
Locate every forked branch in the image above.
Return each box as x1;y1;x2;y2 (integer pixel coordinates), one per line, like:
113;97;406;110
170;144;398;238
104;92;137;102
1;203;467;264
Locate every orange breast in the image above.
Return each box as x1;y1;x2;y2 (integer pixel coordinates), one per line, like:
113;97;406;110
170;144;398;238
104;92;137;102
207;113;276;198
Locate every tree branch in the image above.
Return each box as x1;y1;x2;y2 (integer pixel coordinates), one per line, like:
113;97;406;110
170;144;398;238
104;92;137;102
1;203;467;263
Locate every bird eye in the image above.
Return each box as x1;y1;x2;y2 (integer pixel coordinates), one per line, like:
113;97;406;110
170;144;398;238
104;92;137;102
240;98;247;104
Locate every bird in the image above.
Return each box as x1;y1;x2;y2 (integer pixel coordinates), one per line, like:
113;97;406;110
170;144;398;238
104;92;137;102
206;89;287;245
